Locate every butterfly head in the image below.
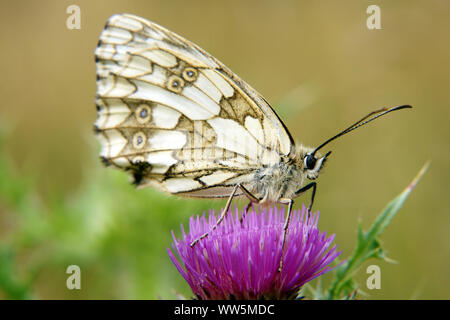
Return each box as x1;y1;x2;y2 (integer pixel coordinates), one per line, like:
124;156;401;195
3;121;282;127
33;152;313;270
299;147;332;180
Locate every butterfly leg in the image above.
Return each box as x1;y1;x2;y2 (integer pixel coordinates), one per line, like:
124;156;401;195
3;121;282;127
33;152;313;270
278;198;294;272
240;201;253;224
294;182;317;216
239;184;260;223
278;182;317;272
190;184;258;247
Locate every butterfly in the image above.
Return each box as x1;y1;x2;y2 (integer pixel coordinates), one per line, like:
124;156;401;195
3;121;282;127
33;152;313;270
94;13;411;266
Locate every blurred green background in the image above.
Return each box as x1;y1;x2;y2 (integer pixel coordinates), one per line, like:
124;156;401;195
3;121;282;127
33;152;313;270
0;0;448;299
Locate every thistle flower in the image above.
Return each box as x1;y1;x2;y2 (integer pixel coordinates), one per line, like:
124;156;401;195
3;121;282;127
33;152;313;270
168;205;341;300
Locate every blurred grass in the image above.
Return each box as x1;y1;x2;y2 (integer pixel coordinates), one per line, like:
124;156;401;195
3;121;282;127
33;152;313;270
0;130;218;299
0;0;449;299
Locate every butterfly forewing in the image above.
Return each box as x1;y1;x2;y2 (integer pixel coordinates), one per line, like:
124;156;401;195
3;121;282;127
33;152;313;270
95;13;294;197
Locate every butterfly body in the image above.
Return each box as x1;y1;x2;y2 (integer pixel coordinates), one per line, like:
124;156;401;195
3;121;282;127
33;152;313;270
251;146;324;204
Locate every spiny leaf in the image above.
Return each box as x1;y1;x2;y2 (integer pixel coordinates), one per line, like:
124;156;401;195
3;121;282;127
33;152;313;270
325;162;429;299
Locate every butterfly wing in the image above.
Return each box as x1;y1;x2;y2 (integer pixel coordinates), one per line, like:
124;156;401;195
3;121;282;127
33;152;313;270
95;13;294;197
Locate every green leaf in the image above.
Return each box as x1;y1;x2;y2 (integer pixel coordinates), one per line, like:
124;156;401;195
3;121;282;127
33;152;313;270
0;246;33;299
325;162;430;300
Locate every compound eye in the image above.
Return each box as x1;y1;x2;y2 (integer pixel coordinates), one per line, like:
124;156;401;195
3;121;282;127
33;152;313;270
304;154;317;170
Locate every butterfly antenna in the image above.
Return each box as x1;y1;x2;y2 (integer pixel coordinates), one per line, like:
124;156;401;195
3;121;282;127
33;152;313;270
311;105;412;156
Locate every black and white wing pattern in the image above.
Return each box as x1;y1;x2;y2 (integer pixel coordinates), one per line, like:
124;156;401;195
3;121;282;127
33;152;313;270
95;13;295;198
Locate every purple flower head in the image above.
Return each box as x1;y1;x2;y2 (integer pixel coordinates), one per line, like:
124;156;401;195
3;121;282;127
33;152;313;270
168;205;341;300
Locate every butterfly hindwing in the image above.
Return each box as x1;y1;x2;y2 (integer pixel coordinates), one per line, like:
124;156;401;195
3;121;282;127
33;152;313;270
95;13;294;197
